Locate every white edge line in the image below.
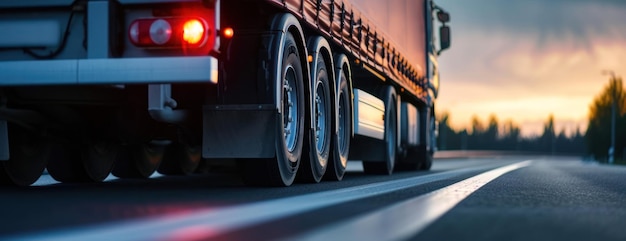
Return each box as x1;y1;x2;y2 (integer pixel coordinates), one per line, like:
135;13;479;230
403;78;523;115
287;160;533;241
9;162;514;241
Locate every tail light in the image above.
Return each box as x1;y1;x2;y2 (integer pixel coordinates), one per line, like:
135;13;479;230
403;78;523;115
182;19;205;45
129;17;211;48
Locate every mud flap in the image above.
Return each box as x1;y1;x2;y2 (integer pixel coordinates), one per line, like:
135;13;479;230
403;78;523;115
202;105;277;158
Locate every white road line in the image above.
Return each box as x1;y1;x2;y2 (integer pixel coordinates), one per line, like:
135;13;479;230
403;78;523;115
6;162;509;241
287;160;532;241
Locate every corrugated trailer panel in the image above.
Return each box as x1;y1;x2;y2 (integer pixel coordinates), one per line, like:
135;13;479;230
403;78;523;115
352;0;427;77
266;0;428;101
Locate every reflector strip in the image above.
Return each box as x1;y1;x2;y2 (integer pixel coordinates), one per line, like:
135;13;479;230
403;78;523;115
149;19;172;45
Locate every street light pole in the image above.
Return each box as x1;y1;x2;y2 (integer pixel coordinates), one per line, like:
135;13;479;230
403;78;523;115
610;92;616;164
603;70;617;164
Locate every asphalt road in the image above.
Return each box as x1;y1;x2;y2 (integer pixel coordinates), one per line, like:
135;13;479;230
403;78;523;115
0;155;624;241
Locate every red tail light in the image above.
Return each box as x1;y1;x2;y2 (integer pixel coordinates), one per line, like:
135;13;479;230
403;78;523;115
129;17;209;48
182;19;205;45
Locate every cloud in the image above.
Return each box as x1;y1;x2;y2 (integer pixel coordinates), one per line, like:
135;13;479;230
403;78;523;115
440;0;626;89
437;0;626;135
445;0;626;50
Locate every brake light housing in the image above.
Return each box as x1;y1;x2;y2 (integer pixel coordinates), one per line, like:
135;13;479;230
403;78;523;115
129;17;212;48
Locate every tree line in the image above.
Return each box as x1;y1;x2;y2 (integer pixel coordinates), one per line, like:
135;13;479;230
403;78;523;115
437;113;586;155
437;75;625;163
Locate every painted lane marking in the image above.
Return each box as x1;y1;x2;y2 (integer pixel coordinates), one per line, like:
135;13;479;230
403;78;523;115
288;160;533;241
7;162;511;241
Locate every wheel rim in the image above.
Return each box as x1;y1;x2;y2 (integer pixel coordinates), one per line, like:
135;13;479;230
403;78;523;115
314;82;328;157
337;90;349;168
283;65;299;154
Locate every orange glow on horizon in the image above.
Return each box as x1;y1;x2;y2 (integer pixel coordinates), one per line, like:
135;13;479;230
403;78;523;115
438;33;626;137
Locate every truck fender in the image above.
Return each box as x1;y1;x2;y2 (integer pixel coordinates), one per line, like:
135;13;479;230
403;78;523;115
333;54;353;137
269;14;310;113
306;36;335;130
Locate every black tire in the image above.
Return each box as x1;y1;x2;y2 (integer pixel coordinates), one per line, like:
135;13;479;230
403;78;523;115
0;125;50;186
158;142;201;175
298;51;331;183
419;114;435;170
325;67;351;181
418;146;434;171
241;30;305;187
420;150;433;170
112;142;165;178
363;86;397;175
395;148;421;172
47;139;118;183
395;106;422;172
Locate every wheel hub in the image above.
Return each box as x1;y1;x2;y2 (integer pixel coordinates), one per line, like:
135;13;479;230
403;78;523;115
283;66;298;153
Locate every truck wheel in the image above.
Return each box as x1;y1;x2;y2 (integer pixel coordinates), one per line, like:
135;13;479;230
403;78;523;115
419;112;437;171
395;147;421;171
420;150;433;170
158;142;201;175
112;142;165;178
396;108;421;172
298;49;331;183
241;29;304;187
363;86;397;175
413;144;433;171
417;142;433;171
325;65;351;181
47;139;118;182
0;125;50;186
83;141;118;181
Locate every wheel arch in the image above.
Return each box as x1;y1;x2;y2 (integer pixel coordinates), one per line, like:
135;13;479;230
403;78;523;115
333;54;354;137
270;13;310;112
306;36;335;130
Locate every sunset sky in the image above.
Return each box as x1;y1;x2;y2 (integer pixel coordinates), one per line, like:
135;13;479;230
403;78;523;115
436;0;626;136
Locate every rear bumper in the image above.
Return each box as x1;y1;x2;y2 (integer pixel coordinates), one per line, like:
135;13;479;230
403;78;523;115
0;56;218;86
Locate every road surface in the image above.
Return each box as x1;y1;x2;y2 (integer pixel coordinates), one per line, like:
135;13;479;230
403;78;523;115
0;155;624;241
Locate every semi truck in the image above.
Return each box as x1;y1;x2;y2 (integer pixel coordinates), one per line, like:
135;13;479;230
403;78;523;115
0;0;450;186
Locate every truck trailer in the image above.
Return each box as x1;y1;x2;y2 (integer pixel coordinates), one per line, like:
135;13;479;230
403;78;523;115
0;0;450;186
